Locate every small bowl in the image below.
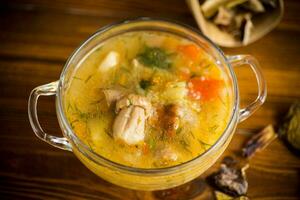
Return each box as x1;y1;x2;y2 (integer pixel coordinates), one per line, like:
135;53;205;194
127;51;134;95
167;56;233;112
186;0;284;47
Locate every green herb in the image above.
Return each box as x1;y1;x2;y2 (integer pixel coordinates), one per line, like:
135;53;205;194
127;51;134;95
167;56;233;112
73;103;91;121
139;79;151;90
67;102;73;112
70;119;79;128
176;127;183;135
128;98;133;106
73;76;83;81
87;141;93;150
212;114;219;120
179;137;192;153
209;125;219;133
137;47;171;69
95;46;103;52
104;128;113;139
190;73;198;78
188;130;195;139
85;74;93;83
198;139;212;150
218;94;226;107
89;98;104;105
147;137;156;150
120;66;130;73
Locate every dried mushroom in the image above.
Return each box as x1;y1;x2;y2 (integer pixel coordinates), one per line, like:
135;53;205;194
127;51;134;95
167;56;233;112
242;125;277;158
200;0;279;44
278;102;300;150
208;158;249;197
214;7;234;26
242;0;265;13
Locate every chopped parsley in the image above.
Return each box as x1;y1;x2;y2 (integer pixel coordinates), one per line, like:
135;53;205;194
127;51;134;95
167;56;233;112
139;79;151;90
137;47;171;69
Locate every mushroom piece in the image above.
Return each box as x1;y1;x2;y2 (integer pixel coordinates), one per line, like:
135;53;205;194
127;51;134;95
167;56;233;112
214;6;234;26
113;94;152;145
160;104;181;137
241;14;253;45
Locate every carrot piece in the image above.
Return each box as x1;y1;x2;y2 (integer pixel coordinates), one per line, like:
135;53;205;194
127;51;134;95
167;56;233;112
187;77;223;101
178;70;190;81
177;44;200;60
142;142;149;154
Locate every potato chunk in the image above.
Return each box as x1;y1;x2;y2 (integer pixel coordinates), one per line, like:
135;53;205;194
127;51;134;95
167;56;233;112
98;51;119;72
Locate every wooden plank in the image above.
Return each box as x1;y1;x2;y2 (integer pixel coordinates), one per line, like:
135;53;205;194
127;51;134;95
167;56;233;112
0;0;299;199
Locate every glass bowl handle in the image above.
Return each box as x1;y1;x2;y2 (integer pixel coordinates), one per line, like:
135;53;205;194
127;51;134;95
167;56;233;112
28;81;72;151
227;55;267;122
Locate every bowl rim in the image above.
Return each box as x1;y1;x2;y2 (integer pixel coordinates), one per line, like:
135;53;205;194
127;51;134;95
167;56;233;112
56;17;240;174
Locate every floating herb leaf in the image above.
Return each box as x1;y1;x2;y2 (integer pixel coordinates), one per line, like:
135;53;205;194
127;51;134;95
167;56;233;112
198;139;212;150
104;128;113;139
73;76;83;81
179;137;192;153
147;137;156;150
176;127;183;135
70;119;79;128
139;79;151;90
209;125;219;134
137;47;171;69
85;74;93;83
89;98;104;105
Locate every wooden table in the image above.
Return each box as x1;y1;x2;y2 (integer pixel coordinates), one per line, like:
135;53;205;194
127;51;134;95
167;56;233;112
0;0;299;199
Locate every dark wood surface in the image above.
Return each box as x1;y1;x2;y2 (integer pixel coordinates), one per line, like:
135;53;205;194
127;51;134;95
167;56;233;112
0;0;300;199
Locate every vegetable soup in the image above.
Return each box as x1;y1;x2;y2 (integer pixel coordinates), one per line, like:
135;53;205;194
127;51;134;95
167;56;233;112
64;31;233;168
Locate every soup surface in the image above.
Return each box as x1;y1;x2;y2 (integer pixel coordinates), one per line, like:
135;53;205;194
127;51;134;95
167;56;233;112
64;31;233;168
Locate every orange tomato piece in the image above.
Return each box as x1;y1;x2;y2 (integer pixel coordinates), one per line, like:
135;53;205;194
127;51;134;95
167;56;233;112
187;77;223;101
178;70;190;81
177;44;200;60
142;142;150;154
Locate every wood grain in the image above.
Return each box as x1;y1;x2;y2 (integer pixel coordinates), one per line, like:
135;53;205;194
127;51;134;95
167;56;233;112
0;0;299;199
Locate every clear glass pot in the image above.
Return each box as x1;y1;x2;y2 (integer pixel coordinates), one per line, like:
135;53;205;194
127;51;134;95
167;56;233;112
28;18;267;191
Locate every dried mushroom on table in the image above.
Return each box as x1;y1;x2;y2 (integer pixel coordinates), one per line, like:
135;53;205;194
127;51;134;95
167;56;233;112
242;125;277;158
208;157;249;197
201;0;279;44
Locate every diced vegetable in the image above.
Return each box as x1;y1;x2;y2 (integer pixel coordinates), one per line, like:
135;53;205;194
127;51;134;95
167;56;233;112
142;142;150;154
137;47;171;69
177;44;201;60
162;82;188;102
178;69;191;81
98;51;119;72
188;77;223;101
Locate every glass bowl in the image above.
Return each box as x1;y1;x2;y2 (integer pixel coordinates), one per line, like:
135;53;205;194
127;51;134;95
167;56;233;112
28;18;266;191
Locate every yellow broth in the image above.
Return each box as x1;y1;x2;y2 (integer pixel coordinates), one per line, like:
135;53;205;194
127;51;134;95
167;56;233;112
64;31;233;168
